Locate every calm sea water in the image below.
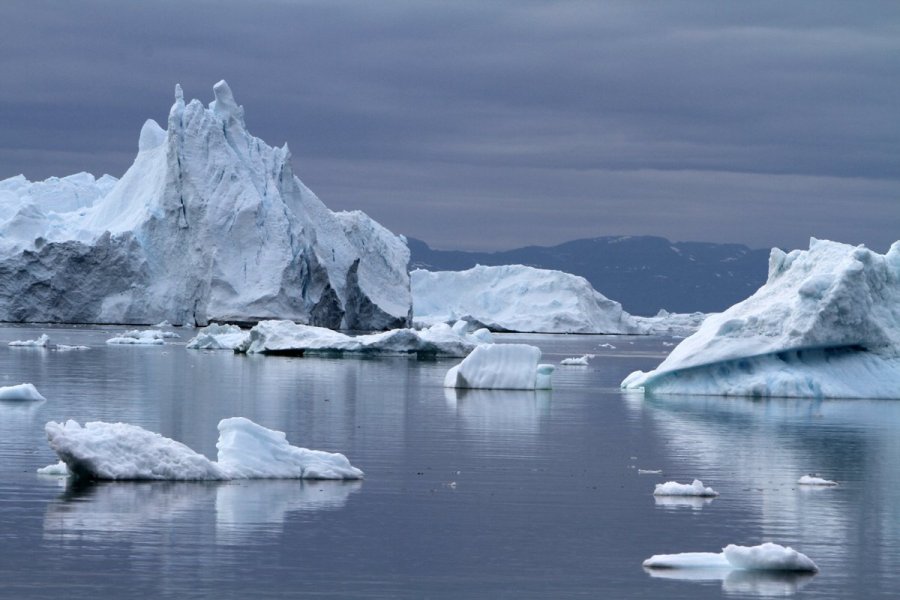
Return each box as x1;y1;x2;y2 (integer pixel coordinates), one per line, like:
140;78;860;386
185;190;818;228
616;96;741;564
0;324;897;598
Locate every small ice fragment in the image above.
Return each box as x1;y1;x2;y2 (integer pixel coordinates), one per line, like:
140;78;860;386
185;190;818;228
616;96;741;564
653;479;719;497
638;469;662;474
560;354;593;366
644;543;818;573
797;474;838;486
598;343;616;349
37;461;70;476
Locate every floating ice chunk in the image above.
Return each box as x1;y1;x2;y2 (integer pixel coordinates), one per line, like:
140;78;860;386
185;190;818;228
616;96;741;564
44;418;363;481
0;383;46;401
106;329;177;345
45;420;226;480
644;543;817;573
412;265;638;334
560;354;593;366
624;238;900;399
238;319;484;357
643;552;730;569
153;320;172;328
638;469;662;474
653;479;719;497
798;474;838;486
9;334;50;347
444;344;553;390
723;543;819;572
216;417;363;480
186;323;248;350
37;460;69;476
53;344;90;351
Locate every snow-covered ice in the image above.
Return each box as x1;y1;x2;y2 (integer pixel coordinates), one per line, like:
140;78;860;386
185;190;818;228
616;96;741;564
798;475;838;486
0;383;46;401
236;319;488;357
444;344;554;390
185;323;248;350
643;542;818;572
9;334;50;347
560;354;593;366
0;81;411;329
44;417;363;481
623;238;900;399
653;479;719;497
412;265;638;334
106;329;173;345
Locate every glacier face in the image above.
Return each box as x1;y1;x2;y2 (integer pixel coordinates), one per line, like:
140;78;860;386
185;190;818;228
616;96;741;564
623;238;900;399
0;81;411;329
412;264;639;334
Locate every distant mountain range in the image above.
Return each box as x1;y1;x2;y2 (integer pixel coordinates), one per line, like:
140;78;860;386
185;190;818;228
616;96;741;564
408;235;771;316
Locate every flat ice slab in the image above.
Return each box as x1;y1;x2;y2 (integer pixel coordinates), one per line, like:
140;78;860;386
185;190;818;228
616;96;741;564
444;343;554;390
653;479;719;497
45;417;363;481
560;354;592;366
644;543;818;573
9;334;50;347
106;329;178;345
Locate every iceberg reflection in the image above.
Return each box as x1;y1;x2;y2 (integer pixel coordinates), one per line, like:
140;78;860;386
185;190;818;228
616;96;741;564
645;566;815;596
444;387;551;435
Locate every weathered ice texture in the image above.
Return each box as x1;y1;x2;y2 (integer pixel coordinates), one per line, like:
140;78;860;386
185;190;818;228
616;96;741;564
0;81;411;328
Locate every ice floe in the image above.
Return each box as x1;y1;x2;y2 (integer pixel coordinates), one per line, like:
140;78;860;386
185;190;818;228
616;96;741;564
44;417;363;481
8;334;50;347
185;323;248;350
653;479;719;497
644;542;818;572
560;354;593;366
234;319;489;357
444;343;554;390
623;238;900;399
0;383;46;401
106;329;178;345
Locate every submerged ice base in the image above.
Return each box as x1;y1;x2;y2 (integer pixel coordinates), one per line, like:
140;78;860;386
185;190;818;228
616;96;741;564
44;417;363;481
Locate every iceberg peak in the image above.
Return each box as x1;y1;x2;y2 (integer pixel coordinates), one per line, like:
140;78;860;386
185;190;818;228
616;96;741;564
210;79;244;125
138;119;166;152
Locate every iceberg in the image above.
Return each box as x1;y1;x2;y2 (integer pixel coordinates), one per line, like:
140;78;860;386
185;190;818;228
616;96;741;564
0;383;46;401
235;319;489;357
412;265;638;334
185;323;249;350
653;479;719;497
0;81;411;329
444;343;554;390
44;417;362;481
560;354;593;366
644;542;818;573
623;238;900;399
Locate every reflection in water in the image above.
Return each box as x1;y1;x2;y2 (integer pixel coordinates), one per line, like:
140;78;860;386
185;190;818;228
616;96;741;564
653;495;715;510
44;478;360;545
645;566;815;596
215;480;361;544
443;388;551;434
634;394;900;584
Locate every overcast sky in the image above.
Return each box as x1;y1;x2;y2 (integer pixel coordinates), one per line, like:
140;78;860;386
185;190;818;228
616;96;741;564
1;1;897;251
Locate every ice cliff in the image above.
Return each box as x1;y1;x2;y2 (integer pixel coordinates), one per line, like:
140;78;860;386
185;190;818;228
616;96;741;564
0;81;411;329
623;238;900;399
412;265;639;334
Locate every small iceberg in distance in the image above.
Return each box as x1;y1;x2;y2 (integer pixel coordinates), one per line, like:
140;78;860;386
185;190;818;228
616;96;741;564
106;329;179;345
43;417;363;481
9;334;50;347
653;479;719;497
560;354;593;366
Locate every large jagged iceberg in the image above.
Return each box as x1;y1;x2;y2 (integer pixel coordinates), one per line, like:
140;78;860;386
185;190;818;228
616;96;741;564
0;81;411;329
412;265;638;334
44;417;363;480
623;238;900;399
